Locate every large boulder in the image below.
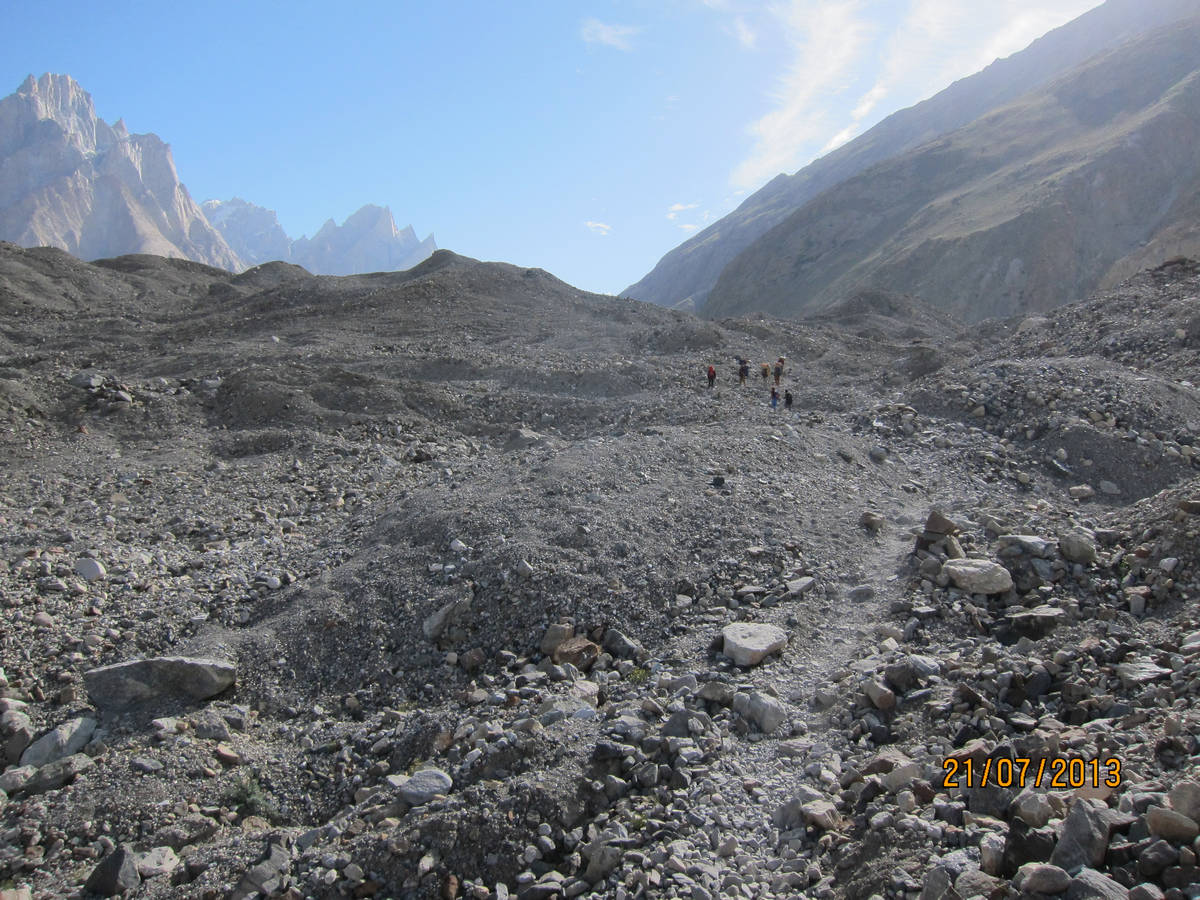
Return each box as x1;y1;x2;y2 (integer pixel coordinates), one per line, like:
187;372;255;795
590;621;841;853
941;559;1013;594
19;716;96;768
85;845;141;896
1017;863;1070;894
1;709;34;766
552;636;600;671
1051;799;1123;872
732;691;787;733
19;753;94;796
1059;530;1098;565
1066;868;1130;899
397;768;452;806
1168;780;1200;821
1146;805;1199;842
721;623;788;667
84;657;236;711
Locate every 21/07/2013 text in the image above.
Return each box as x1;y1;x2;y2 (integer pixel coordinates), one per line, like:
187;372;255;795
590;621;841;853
942;756;1122;790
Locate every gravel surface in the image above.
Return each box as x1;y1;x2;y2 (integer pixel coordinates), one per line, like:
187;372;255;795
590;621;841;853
1;245;1199;899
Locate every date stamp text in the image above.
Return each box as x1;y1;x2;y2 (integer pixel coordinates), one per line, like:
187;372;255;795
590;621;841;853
941;756;1122;790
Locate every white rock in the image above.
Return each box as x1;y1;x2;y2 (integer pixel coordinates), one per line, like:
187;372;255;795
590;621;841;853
882;762;922;793
786;576;815;596
19;717;96;769
979;832;1005;876
735;691;787;733
422;599;469;641
940;559;1013;595
74;558;106;582
136;846;180;879
721;623;788;667
800;800;840;830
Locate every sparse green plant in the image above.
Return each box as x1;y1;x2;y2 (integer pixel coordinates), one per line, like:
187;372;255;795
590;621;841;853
222;771;280;822
626;666;650;684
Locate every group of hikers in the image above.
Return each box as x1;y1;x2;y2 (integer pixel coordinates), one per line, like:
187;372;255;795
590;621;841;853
705;356;793;410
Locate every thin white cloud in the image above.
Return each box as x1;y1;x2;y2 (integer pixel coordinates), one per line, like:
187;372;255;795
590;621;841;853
731;0;1102;190
731;1;874;189
679;223;700;232
850;82;888;122
666;202;700;220
585;220;612;235
733;16;757;49
845;1;1102;146
821;124;858;153
581;18;640;51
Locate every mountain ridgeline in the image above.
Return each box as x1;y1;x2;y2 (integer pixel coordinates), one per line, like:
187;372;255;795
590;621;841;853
201;199;437;276
625;0;1200;322
0;74;435;277
0;74;240;270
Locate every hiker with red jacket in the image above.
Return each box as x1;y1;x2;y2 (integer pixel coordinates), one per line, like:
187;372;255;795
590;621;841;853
707;364;717;388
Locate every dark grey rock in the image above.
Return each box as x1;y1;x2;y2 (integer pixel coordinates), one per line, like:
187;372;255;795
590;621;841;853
1067;868;1130;899
85;845;141;895
84;657;236;710
1051;799;1119;872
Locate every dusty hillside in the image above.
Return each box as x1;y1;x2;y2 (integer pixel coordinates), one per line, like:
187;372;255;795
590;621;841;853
0;246;1198;899
622;0;1199;312
704;19;1200;323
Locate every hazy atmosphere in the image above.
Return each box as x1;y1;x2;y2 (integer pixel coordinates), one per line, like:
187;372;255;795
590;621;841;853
5;0;1101;293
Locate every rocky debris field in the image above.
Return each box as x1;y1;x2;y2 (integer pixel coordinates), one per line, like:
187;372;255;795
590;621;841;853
0;244;1199;899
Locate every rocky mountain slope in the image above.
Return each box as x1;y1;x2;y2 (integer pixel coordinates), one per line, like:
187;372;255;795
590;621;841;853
201;200;437;275
1;243;1199;899
704;17;1200;323
623;0;1199;313
0;75;435;278
198;199;292;270
0;75;241;271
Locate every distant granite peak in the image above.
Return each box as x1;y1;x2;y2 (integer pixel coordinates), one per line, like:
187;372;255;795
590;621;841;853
202;199;436;274
0;74;436;277
0;73;241;269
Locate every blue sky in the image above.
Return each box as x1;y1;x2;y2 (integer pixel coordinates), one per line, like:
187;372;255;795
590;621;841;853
5;0;1102;294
